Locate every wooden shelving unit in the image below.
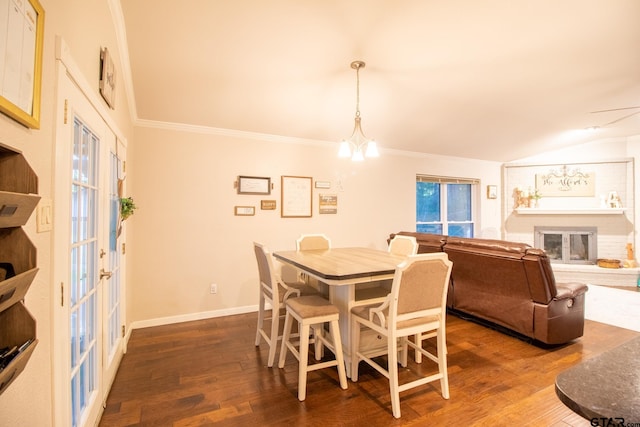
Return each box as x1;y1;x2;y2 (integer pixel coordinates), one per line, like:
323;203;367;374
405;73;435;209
0;143;40;396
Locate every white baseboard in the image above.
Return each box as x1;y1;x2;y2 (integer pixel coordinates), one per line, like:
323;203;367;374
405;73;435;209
130;304;259;330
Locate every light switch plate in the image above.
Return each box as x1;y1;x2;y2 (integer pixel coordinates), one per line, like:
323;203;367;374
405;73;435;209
36;198;53;232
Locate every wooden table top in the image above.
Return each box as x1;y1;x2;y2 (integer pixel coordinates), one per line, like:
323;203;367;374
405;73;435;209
273;247;405;282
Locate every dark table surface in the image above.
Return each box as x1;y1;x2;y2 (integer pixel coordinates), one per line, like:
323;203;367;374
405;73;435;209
555;335;640;424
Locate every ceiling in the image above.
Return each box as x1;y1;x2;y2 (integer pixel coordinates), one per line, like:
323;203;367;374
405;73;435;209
119;0;640;162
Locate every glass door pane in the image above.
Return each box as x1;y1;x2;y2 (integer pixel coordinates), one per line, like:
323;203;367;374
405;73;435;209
542;234;563;260
70;117;99;427
106;152;121;359
569;233;591;262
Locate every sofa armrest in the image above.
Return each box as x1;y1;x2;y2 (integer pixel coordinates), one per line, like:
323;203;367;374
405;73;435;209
554;282;588;300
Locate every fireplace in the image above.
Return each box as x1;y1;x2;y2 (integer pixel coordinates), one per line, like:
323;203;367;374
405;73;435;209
534;226;597;264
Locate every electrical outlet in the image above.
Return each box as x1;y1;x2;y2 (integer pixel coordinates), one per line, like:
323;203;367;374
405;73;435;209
210;283;217;294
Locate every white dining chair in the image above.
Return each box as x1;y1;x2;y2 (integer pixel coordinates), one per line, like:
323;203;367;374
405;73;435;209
253;242;318;367
295;233;332;295
296;234;331;251
278;294;348;401
388;234;418;257
364;234;420;303
350;252;453;418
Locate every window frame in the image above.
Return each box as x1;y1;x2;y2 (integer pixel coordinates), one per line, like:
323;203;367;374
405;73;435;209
416;175;479;237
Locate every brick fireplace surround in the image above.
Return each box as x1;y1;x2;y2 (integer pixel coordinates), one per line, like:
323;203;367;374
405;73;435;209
502;159;638;288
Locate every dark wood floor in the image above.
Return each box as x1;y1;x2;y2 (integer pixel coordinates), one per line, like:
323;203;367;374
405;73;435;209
99;310;638;427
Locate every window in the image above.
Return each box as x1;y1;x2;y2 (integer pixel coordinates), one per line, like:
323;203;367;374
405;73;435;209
416;175;477;237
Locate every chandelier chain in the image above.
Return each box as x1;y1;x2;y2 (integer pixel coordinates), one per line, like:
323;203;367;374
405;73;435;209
355;64;361;118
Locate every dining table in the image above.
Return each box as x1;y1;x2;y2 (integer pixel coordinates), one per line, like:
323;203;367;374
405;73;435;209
273;247;406;376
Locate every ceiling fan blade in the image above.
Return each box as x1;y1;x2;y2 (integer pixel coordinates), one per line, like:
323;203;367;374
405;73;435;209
590;106;640;114
602;110;640;127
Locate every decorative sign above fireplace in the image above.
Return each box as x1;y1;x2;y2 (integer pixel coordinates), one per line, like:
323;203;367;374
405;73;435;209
535;165;594;197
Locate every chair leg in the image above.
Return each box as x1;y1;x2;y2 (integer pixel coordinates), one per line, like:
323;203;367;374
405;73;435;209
399;337;408;368
388;336;401;419
350;319;361;382
278;311;294;369
267;306;280;367
329;319;348;390
255;294;265;346
437;328;450;399
313;324;323;361
413;333;422;363
297;323;311;401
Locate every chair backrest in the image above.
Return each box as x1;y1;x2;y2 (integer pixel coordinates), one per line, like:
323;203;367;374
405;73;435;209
296;234;331;251
253;242;279;302
388;235;418;257
389;253;453;326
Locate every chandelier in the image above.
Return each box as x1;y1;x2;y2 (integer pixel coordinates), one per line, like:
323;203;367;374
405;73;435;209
338;61;379;161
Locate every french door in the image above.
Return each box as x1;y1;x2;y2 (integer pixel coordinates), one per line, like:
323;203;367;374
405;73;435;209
53;65;125;427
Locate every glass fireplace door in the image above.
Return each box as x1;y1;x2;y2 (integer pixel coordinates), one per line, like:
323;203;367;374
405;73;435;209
535;227;597;264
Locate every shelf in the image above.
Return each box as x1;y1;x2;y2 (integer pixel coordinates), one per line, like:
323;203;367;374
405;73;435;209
515;208;626;215
0;143;38;194
0;191;41;228
0;303;38;395
0;143;38;397
0;143;40;228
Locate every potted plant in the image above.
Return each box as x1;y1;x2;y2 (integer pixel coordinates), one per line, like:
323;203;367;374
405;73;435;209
529;189;542;208
120;197;137;221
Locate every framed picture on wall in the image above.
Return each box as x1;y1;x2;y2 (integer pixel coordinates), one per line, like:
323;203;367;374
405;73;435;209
487;185;497;199
99;47;116;109
237;176;271;195
319;194;337;214
0;0;45;129
234;206;255;216
281;176;312;218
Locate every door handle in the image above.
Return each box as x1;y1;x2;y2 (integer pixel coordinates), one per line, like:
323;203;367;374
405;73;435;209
100;269;112;280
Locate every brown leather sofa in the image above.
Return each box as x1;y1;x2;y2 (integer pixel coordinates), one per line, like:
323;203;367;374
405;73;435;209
390;232;588;345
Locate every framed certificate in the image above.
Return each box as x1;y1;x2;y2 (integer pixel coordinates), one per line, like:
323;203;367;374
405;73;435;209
0;0;45;129
281;176;312;218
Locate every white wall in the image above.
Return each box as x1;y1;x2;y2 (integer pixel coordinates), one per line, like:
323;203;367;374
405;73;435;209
128;125;502;324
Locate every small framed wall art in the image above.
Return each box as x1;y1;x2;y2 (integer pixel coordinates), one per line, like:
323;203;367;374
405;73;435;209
319;194;337;214
237;176;271;195
261;200;276;210
99;47;116;109
487;185;498;199
234;206;255;216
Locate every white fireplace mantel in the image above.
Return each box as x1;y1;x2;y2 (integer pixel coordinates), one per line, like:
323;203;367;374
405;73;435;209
515;208;626;215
